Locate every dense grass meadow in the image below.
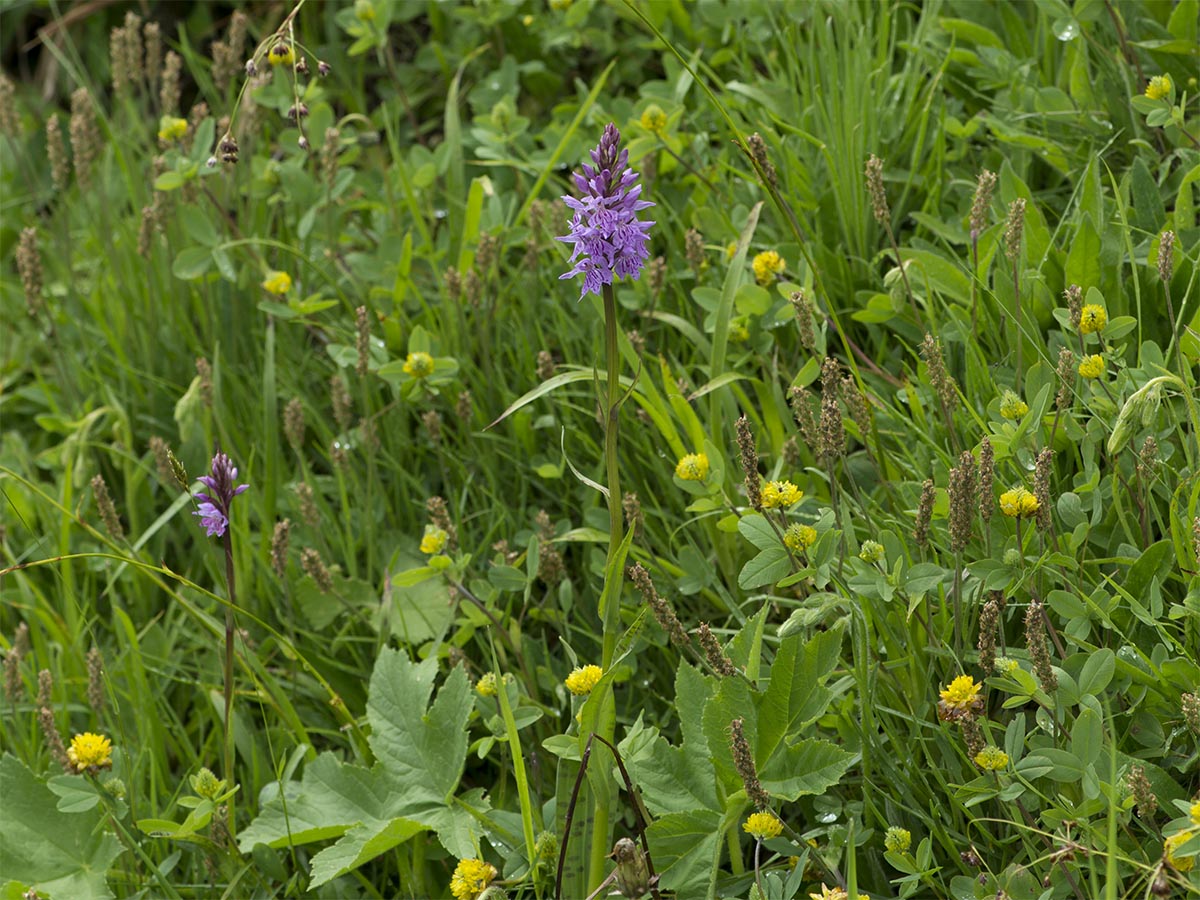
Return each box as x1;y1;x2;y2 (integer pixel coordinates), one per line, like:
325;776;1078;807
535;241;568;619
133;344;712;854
3;0;1200;897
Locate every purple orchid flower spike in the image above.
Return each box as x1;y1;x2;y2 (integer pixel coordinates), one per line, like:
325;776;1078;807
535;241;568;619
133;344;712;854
556;123;655;300
194;452;249;538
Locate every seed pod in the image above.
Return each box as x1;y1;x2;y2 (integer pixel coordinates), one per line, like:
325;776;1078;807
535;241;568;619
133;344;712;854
611;838;651;899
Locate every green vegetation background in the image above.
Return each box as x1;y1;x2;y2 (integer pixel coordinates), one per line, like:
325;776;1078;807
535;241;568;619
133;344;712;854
0;1;1198;898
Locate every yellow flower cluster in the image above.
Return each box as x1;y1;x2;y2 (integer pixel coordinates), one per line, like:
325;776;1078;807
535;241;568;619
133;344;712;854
420;525;448;555
475;672;498;697
810;886;869;900
999;390;1028;420
675;453;709;482
403;351;435;379
449;858;498;900
157;116;187;143
639;104;668;135
262;271;292;295
565;664;603;696
784;523;817;553
762;480;802;508
67;732;113;773
974;745;1009;771
1145;74;1171;100
743;811;783;840
1165;830;1195;872
999;487;1039;518
752;250;786;286
1079;304;1107;334
1078;354;1104;379
939;675;982;714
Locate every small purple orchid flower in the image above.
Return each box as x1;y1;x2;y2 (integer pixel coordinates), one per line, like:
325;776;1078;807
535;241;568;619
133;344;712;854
557;123;655;300
193;452;248;538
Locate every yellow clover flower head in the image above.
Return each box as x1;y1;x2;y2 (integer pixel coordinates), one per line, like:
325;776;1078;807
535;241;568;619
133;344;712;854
565;664;603;696
1078;354;1105;379
640;104;668;135
449;857;498;900
938;674;983;720
859;540;884;563
743;811;783;841
1145;74;1171;100
999;390;1028;420
1079;304;1107;334
157;116;188;143
67;732;113;773
420;525;448;555
403;351;435;379
752;250;786;286
974;745;1010;771
810;886;868;900
784;523;818;553
475;672;498;698
998;486;1039;518
675;452;709;482
269;42;296;67
1165;831;1195;872
262;271;292;295
762;480;803;509
884;826;911;853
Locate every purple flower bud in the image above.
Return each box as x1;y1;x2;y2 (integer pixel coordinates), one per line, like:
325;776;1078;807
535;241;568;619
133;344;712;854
193;452;248;538
556;123;654;300
318;61;331;77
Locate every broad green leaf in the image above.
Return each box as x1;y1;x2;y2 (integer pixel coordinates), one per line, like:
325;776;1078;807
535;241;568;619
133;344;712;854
0;754;122;900
171;247;212;280
758;738;855;800
738;513;779;551
755;628;844;768
366;651;471;803
1065;215;1100;291
738;546;791;589
307;817;427;887
1070;708;1102;767
1077;649;1115;696
645;809;723;898
239;651;483;884
624;663;719;816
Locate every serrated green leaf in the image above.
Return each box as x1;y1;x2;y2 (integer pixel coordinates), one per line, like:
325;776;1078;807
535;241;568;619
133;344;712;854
624;663;719;816
758;738;855;800
756;628;844;766
307;817;427;887
239;651;484;880
645;809;723;898
0;754;122;900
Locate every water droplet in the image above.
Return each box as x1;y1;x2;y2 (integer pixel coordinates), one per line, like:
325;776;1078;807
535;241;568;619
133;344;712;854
1054;18;1079;41
817;812;837;824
